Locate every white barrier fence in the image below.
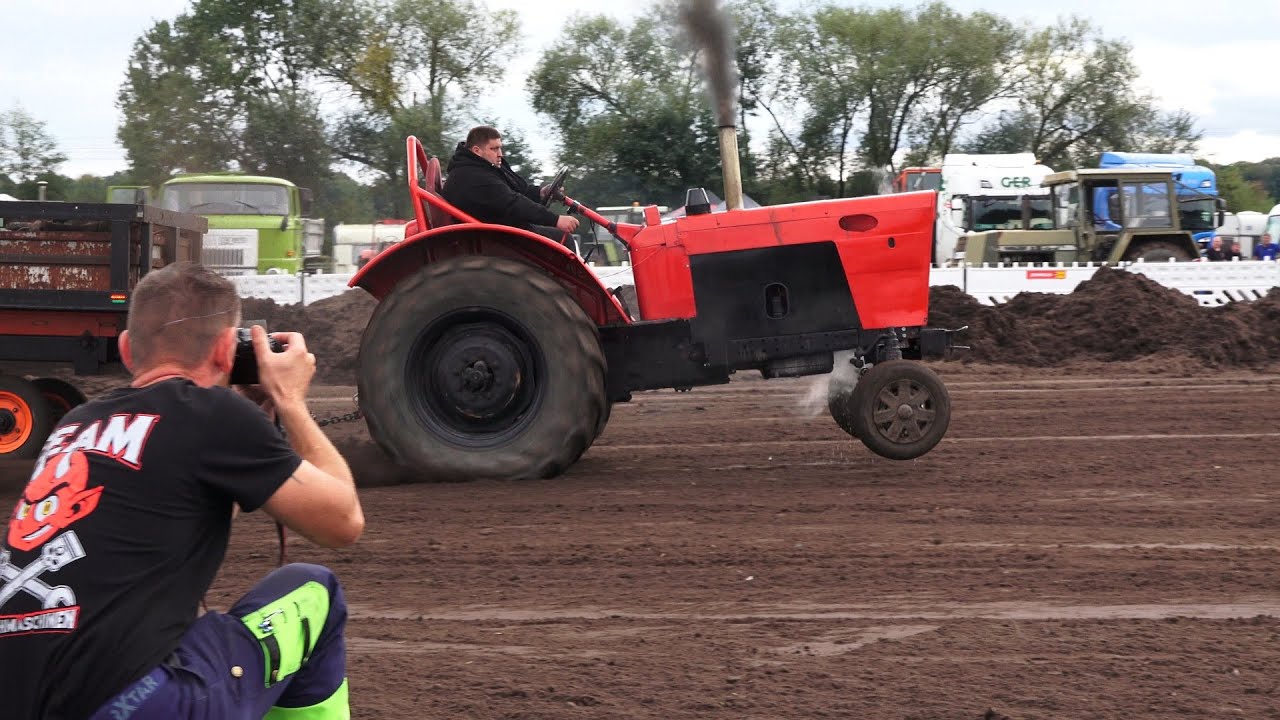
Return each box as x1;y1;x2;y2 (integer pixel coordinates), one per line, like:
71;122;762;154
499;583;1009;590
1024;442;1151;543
937;260;1280;307
233;260;1279;309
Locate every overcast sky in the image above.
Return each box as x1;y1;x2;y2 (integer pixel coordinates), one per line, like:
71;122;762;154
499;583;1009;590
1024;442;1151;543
5;0;1277;178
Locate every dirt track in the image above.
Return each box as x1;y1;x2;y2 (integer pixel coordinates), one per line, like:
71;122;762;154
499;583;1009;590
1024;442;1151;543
6;362;1271;718
7;263;1280;717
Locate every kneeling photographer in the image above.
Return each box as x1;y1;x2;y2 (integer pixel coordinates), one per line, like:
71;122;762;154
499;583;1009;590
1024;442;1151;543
0;261;365;719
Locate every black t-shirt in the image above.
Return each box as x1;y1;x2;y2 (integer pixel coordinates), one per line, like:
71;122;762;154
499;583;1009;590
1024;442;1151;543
0;379;301;719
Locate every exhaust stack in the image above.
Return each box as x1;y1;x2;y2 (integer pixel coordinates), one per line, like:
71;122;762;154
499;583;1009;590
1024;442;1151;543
718;125;743;211
679;0;741;211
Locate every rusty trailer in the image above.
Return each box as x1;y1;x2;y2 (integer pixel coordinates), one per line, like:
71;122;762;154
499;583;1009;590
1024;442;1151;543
0;201;206;457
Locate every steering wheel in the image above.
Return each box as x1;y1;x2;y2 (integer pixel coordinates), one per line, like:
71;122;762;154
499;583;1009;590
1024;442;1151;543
541;168;569;207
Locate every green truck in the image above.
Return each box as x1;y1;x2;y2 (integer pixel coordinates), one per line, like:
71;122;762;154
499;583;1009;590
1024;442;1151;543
108;174;324;275
956;168;1222;265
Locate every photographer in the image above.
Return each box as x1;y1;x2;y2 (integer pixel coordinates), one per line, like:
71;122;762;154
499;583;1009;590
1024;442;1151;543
0;262;364;719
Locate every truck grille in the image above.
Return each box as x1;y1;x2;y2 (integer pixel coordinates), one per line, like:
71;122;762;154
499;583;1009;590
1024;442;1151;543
203;247;245;268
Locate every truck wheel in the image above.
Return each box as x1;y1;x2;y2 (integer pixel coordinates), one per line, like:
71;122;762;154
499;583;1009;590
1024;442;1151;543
0;376;54;459
851;360;950;460
33;378;87;424
826;354;862;438
1125;241;1194;263
358;256;607;481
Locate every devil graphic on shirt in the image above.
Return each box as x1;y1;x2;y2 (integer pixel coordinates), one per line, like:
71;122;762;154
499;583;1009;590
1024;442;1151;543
0;414;158;636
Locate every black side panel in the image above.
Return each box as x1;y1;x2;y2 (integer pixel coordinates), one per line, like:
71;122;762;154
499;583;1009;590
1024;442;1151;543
689;242;860;366
599;319;729;400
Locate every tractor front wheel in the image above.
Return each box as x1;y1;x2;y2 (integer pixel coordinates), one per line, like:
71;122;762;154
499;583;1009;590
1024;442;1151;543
850;360;950;460
0;375;54;459
826;353;862;438
358;256;607;481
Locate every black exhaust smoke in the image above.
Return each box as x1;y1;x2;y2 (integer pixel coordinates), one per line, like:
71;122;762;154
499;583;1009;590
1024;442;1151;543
678;0;743;211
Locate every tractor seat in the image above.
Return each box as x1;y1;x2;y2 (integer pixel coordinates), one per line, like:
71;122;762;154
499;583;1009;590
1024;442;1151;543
421;156;459;230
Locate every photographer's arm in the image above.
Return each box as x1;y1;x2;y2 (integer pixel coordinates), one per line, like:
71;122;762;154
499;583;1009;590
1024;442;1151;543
263;401;363;548
251;326;365;548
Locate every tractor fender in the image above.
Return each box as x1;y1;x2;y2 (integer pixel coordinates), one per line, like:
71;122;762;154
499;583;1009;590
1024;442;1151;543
349;222;631;326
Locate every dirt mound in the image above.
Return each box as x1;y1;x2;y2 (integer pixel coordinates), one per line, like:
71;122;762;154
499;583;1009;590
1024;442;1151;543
241;290;376;384
236;267;1280;381
929;267;1280;368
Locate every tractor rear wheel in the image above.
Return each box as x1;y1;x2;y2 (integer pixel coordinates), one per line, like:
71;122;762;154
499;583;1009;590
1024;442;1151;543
1125;241;1194;263
0;375;54;459
358;256;607;481
33;377;87;425
850;360;950;460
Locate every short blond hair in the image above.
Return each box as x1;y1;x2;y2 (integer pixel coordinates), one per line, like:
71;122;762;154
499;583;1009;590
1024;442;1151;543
125;262;241;371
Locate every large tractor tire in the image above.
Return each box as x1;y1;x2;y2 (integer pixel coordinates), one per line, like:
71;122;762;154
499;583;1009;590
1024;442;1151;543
33;377;87;425
358;256;608;481
0;375;54;459
849;360;950;461
1125;241;1195;263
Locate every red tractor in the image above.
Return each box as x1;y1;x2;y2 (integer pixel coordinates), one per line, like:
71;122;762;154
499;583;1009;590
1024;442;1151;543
348;136;955;481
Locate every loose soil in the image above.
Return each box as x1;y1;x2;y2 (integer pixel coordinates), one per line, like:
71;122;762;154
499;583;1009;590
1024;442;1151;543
4;272;1280;718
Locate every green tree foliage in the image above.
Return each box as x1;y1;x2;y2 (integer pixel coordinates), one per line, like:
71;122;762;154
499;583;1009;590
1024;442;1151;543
319;0;522;217
116;0;521;221
117;1;331;189
1214;163;1275;213
758;2;1020;196
962;18;1201;169
0;105;67;183
1235;158;1280;205
527;6;728;208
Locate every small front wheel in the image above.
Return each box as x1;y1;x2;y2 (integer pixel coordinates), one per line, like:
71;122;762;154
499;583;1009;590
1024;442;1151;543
826;354;862;438
851;361;950;460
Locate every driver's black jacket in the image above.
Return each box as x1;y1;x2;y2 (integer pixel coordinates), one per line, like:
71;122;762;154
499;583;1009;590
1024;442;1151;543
442;142;559;230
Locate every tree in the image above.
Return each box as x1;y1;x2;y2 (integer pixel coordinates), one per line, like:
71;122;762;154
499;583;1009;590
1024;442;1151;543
763;2;1018;197
528;5;729;208
317;0;522;216
1216;164;1274;213
1237;158;1280;205
962;18;1200;169
117;1;332;186
0;105;67;183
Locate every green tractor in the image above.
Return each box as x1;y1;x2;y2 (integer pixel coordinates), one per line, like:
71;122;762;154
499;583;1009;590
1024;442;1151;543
956;168;1223;265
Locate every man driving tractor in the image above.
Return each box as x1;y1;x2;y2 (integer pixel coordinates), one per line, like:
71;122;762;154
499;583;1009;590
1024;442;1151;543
441;125;578;244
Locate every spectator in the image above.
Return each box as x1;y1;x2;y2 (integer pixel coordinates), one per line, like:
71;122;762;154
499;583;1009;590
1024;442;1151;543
1253;234;1279;261
1228;239;1244;261
1204;236;1227;262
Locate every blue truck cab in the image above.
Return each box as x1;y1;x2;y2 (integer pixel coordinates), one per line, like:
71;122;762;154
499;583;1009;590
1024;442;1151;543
1095;152;1220;245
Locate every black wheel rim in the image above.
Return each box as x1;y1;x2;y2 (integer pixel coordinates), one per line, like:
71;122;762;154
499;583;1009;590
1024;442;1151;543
408;308;545;447
867;378;938;444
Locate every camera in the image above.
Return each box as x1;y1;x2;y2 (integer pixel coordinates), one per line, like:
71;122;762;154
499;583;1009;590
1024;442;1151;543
230;327;284;385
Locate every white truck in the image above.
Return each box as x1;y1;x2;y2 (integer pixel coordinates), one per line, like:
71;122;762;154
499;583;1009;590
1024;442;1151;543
934;153;1055;266
331;221;410;272
1216;211;1269;256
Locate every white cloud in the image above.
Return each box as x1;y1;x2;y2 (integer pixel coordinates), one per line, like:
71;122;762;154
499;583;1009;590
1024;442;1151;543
1200;130;1280;165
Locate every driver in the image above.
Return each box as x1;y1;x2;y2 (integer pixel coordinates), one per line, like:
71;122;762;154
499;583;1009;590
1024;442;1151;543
442;125;579;243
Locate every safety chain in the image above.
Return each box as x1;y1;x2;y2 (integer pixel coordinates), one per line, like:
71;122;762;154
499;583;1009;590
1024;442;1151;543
313;392;364;427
